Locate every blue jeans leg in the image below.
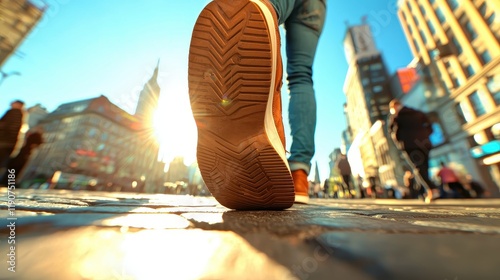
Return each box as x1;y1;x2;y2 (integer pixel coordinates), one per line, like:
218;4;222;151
268;0;326;174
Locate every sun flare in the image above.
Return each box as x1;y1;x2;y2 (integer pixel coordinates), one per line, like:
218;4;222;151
153;93;198;169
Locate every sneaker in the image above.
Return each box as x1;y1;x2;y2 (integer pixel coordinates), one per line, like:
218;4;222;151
292;170;310;204
188;0;294;210
425;188;440;203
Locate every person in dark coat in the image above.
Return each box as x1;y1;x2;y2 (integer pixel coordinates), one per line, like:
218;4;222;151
0;100;26;169
464;175;488;198
335;153;353;198
388;99;438;200
1;130;43;185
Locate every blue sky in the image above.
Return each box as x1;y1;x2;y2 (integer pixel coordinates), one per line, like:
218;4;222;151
0;0;413;182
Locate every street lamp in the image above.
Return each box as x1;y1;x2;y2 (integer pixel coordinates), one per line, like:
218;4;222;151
0;71;21;87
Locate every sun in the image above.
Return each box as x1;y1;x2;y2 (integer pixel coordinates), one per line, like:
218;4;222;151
152;93;198;169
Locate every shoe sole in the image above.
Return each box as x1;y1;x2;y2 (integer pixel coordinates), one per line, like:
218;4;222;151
294;195;310;204
188;0;294;210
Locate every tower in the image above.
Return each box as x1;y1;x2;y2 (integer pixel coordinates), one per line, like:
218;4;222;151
135;60;161;127
343;23;394;182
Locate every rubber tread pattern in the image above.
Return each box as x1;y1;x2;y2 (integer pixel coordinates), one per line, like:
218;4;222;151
188;0;294;210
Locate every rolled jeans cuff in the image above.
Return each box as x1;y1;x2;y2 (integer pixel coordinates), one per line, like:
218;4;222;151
289;161;311;175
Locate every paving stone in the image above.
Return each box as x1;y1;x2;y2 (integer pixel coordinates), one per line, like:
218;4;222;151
1;189;499;280
318;231;500;280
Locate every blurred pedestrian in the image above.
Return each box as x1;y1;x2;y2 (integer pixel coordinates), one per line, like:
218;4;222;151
0;100;26;170
323;178;331;198
335;153;353;198
403;168;426;199
388;99;438;202
464;175;488;198
367;176;379;199
1;130;43;185
436;162;470;198
357;175;366;198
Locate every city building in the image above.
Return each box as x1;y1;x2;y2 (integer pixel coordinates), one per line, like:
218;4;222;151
342;23;398;187
26;103;48;129
0;0;45;66
398;0;500;194
135;59;161;129
21;63;166;192
21;95;165;192
166;156;188;182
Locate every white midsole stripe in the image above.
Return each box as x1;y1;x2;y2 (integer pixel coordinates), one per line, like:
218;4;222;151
250;0;290;173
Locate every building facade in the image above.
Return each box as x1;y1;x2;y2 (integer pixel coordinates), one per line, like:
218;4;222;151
135;60;161;128
343;24;397;187
21;62;165;192
0;0;45;66
21;95;165;192
398;0;500;193
26;103;48;129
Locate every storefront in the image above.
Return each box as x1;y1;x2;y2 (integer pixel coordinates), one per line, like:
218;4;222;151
470;137;500;193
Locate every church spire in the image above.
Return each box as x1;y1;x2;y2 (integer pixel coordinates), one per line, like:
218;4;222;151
151;58;160;82
135;60;161;123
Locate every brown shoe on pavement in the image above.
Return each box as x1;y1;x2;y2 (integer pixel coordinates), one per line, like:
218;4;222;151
292;169;310;204
188;0;294;210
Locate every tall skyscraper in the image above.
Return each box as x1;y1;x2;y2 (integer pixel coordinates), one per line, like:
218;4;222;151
343;23;396;186
398;0;500;193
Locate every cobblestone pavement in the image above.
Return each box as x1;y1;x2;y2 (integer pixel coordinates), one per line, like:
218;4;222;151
1;189;499;280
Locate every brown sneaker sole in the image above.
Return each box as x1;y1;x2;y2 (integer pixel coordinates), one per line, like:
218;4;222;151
188;0;294;210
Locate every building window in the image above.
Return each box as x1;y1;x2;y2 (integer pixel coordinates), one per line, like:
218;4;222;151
478;1;496;26
465;65;475;78
468;91;486;117
362;77;370;86
373;85;384;93
487;13;496;26
487;76;500;105
420;31;427;44
436;8;445;23
372;76;386;83
413;39;420;52
447;0;459;10
452;37;463;55
428;20;436;34
452;76;462;88
464;21;478;41
479;3;487;17
455;103;467;124
370;63;383;70
419;5;426;16
481;50;492;65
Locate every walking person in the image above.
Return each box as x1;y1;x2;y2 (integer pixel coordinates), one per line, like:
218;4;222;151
0;100;26;171
436;162;470;198
388;99;438;202
188;0;326;209
335;153;353;198
463;175;488;198
323;178;331;198
1;130;43;186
